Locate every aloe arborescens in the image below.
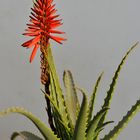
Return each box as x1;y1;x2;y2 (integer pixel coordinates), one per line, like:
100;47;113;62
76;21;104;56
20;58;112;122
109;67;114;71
0;0;140;140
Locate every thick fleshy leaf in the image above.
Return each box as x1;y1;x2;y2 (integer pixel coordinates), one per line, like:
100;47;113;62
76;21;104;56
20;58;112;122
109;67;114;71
43;45;70;139
98;42;138;129
11;131;43;140
87;72;103;125
42;89;71;131
101;99;140;140
72;88;88;140
86;107;108;140
0;107;59;140
45;45;69;127
41;89;60;115
63;70;80;128
43;91;71;139
48;72;72;140
49;72;59;107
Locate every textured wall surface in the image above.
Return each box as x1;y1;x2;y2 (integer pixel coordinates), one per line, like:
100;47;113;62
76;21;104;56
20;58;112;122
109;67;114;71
0;0;140;139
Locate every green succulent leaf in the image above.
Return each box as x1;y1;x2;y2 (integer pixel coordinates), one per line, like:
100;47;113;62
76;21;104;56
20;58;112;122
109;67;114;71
72;88;88;140
42;89;71;139
45;45;69;129
87;72;104;125
94;128;104;140
86;107;108;140
49;70;59;106
41;89;60;116
54;116;72;140
0;107;59;140
42;89;71;137
101;99;140;140
42;86;65;138
63;70;80;128
99;42;138;127
11;131;43;140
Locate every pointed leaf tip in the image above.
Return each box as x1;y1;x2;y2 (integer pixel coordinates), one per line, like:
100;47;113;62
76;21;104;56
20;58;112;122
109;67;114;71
72;88;88;140
63;70;80;128
87;72;104;125
101;99;140;140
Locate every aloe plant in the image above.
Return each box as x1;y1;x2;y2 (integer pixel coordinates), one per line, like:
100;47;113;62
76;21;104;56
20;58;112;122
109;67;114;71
1;43;140;140
0;0;140;140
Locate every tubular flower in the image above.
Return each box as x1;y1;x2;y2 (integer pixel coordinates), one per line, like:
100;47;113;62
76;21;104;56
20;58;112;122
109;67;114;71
22;0;66;63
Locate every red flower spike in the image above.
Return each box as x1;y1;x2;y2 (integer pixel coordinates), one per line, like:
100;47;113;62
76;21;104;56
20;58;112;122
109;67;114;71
22;0;66;62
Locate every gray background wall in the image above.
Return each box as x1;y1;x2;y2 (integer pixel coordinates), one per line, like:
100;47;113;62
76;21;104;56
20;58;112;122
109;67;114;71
0;0;140;139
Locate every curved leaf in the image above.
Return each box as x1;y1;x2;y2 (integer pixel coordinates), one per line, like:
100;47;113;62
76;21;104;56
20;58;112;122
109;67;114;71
101;99;140;140
99;42;138;126
50;70;70;138
49;71;59;106
45;45;69;128
72;88;88;140
42;89;71;136
41;89;60;115
86;107;108;140
63;70;80;128
87;72;104;125
41;89;70;131
11;131;43;140
0;107;59;140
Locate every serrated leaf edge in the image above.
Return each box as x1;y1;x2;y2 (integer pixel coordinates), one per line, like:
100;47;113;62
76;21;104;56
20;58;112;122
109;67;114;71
86;107;108;140
63;70;80;129
0;107;60;140
101;99;140;140
72;88;88;140
99;42;138;126
87;72;104;125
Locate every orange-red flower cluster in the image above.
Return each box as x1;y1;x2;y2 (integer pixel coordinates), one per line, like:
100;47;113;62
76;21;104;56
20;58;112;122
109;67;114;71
22;0;66;62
